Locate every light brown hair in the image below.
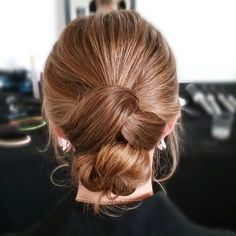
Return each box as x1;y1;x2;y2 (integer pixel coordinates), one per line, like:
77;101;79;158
43;10;180;213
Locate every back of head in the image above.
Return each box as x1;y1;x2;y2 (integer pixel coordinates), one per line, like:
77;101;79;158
43;10;180;213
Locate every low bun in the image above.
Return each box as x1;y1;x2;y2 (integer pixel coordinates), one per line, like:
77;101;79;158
66;86;159;204
73;143;150;198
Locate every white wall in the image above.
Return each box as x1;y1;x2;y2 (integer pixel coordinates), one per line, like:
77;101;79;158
0;0;236;83
136;0;236;82
0;0;65;71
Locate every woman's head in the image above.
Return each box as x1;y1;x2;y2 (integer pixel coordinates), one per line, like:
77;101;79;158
43;10;180;211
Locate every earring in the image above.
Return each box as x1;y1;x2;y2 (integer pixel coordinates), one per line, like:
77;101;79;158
157;139;166;150
58;137;72;152
64;140;72;152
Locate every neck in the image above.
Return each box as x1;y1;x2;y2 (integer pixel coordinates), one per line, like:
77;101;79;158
97;5;116;13
76;178;153;205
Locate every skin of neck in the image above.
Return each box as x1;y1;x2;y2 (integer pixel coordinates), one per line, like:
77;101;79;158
76;149;155;204
97;4;117;13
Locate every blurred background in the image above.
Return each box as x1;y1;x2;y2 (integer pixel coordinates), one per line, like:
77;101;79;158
0;0;236;233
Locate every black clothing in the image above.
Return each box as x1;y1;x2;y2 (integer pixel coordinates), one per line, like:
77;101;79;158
18;190;235;236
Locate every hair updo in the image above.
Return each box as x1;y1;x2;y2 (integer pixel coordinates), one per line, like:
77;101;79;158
43;10;180;213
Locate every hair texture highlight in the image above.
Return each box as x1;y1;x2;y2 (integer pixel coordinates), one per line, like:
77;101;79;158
43;10;181;214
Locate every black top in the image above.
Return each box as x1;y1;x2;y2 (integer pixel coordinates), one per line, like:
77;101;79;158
19;190;235;236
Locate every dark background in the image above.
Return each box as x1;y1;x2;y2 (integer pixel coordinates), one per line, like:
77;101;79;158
0;83;236;233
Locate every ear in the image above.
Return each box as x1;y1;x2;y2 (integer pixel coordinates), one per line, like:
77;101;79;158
54;124;66;139
163;115;178;138
164;121;175;137
53;124;72;151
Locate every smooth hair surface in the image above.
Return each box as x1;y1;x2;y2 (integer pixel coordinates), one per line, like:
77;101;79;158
43;10;180;213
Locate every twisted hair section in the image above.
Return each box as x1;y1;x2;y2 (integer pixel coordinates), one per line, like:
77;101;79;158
62;86;165;153
42;10;181;214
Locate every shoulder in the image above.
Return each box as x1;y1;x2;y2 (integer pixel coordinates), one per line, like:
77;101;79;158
141;192;236;236
18;190;236;236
